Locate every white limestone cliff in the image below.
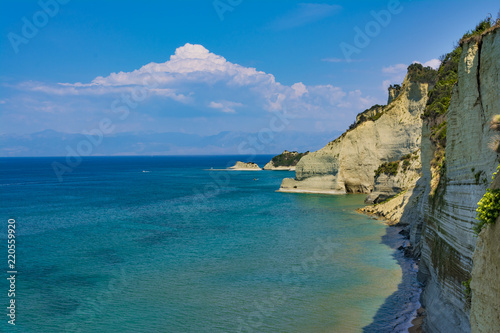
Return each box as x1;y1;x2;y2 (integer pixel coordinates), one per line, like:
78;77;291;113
279;72;429;194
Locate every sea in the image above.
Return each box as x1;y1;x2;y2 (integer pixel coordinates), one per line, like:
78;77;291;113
0;156;420;333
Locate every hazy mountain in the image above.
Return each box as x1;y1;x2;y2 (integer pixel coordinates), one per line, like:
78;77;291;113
0;130;342;157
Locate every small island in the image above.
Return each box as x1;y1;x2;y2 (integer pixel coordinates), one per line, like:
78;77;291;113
263;150;309;171
228;161;262;170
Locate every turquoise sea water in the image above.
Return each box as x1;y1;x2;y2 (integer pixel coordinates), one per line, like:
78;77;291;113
0;156;416;332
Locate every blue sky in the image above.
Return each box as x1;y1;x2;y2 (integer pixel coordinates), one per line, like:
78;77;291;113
0;0;498;155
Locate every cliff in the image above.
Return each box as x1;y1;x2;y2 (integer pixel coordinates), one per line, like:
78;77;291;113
417;27;499;333
388;84;402;104
366;150;422;204
275;19;499;332
359;24;499;332
279;65;432;194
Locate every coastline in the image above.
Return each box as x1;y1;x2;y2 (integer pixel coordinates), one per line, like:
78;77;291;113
206;168;262;171
277;188;346;195
264;166;296;171
361;222;423;332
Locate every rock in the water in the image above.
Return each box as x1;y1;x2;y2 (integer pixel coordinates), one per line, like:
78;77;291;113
228;161;262;170
263;150;308;171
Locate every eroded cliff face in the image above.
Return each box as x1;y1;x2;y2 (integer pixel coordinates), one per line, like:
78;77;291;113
469;29;500;333
279;74;428;194
414;29;500;333
358;150;423;221
365;150;422;204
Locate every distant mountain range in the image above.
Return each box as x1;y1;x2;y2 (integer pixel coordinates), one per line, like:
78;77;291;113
0;129;341;157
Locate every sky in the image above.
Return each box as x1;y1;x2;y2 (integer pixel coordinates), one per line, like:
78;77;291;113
0;0;498;155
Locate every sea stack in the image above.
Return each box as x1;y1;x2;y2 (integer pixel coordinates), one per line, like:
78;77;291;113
228;161;262;170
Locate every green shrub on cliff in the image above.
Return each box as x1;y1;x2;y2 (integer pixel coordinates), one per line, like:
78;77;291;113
460;16;500;45
374;161;399;178
407;63;437;84
423;47;462;119
388;84;401;91
474;188;500;234
422;43;462;199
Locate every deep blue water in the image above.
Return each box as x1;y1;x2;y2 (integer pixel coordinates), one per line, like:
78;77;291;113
0;156;415;332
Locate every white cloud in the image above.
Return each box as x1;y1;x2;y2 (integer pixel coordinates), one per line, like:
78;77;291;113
382;63;407;74
291;82;308;98
208;100;243;113
15;43;377;133
413;58;441;70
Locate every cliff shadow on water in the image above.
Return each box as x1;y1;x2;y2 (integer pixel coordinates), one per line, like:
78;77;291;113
362;225;422;333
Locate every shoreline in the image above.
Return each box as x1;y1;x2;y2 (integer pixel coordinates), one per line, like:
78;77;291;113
361;223;423;332
264;167;296;171
356;206;424;332
277;188;346;195
205;168;262;171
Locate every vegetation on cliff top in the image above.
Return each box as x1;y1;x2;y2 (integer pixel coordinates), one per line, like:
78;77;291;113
350;104;384;129
351;64;437;132
423;48;462;119
388;84;401;92
271;150;308;167
460;15;500;45
429;16;500;200
406;63;437;84
423;37;462;199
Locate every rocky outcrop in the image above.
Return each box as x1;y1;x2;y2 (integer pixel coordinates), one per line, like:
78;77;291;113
263;150;308;171
228;161;262;170
279;68;430;194
388;84;402;104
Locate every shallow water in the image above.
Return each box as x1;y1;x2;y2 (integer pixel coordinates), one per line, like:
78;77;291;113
0;156;409;332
